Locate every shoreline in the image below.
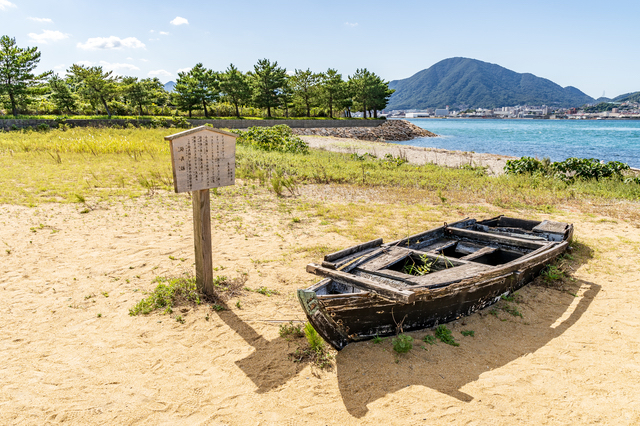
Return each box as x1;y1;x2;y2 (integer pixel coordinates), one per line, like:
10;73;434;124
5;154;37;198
301;135;515;176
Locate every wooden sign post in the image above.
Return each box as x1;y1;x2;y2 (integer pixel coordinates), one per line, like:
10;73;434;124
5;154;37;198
165;126;238;296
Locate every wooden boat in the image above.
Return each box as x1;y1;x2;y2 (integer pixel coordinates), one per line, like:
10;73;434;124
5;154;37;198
297;216;573;350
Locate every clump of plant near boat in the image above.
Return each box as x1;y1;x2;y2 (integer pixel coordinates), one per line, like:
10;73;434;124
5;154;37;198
392;334;414;353
286;322;334;369
505;156;640;184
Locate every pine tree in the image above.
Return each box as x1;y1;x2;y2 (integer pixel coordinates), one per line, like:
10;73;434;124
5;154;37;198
219;64;251;118
249;59;287;118
67;64;118;118
0;35;52;116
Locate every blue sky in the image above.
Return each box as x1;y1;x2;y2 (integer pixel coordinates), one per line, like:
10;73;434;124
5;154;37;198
1;0;638;99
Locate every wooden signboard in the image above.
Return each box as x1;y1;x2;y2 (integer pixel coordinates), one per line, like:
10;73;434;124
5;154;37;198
165;126;238;296
166;126;237;193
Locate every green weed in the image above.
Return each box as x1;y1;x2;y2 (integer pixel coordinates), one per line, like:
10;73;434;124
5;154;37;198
279;321;304;339
392;334;413;353
461;330;475;337
129;275;201;316
422;335;436;345
503;304;523;318
435;325;459;346
304;322;325;353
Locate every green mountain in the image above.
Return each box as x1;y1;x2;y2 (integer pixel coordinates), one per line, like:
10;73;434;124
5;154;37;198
387;57;595;110
612;91;640;103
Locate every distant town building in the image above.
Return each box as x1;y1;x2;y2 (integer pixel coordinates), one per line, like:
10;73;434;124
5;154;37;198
435;108;449;117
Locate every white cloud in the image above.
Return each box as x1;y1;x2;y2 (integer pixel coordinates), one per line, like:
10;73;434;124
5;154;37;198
99;61;140;72
71;60;139;73
170;16;189;26
0;0;16;11
286;70;294;76
344;22;358;27
28;30;69;43
126;56;134;60
177;67;191;74
148;38;160;41
28;17;52;23
53;64;66;70
148;69;171;77
77;36;145;50
140;59;149;62
159;31;170;35
149;29;155;33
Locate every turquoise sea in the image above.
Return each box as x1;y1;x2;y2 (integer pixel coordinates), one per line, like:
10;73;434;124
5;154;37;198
399;119;640;168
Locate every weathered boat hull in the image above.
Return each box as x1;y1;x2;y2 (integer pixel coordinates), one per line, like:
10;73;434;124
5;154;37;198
298;216;573;350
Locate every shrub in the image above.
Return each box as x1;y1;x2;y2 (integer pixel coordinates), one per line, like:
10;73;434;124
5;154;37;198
234;125;309;154
505;156;631;183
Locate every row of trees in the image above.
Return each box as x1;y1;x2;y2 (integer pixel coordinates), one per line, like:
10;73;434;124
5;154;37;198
0;35;394;119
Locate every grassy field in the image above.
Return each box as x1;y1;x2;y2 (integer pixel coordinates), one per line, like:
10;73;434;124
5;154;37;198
1;127;639;224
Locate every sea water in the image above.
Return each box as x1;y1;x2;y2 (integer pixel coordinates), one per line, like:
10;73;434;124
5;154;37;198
398;118;640;168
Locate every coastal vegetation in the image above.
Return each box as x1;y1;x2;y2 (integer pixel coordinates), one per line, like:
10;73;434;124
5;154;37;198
1;126;638;227
0;36;393;119
505;157;640;184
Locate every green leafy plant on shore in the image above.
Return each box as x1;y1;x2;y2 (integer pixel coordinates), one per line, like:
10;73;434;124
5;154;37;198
392;334;414;353
435;325;459;346
505;156;634;184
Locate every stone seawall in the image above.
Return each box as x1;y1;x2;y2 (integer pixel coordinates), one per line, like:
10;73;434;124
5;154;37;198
0;118;385;131
292;119;437;141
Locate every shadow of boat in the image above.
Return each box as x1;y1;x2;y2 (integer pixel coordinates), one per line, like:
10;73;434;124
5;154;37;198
334;278;600;417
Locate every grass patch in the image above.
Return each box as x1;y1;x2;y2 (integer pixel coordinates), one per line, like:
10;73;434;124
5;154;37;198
245;286;280;297
461;330;475;337
129;275;202;316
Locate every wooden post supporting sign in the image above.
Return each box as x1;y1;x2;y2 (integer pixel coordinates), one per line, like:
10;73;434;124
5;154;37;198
165;126;238;296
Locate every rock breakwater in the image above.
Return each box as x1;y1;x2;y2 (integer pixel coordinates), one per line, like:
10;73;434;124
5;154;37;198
292;119;437;141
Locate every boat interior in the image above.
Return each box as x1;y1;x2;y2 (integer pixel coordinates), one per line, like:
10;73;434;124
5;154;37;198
311;216;570;296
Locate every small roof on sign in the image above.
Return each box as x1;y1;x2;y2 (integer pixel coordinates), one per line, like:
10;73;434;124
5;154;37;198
164;125;238;141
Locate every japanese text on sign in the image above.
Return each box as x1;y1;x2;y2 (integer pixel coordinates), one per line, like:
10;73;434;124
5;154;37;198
168;130;236;193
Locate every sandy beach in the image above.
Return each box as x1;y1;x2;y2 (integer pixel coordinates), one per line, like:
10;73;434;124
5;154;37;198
1;153;639;425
